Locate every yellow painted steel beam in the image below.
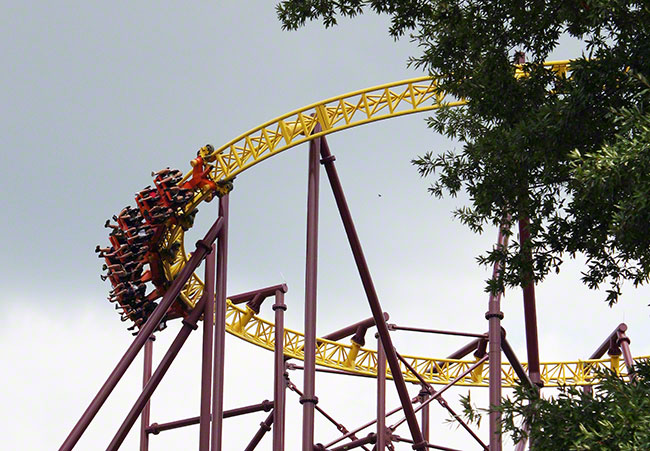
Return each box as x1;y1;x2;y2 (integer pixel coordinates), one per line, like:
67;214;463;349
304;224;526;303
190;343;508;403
205;61;570;183
163;60;573;308
224;300;647;387
153;60;648;386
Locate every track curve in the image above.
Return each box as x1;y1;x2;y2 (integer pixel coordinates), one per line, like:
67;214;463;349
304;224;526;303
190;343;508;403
101;60;648;386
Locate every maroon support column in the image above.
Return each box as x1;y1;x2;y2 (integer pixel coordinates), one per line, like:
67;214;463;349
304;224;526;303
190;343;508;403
518;216;542;386
107;293;209;450
487;224;510;451
199;245;216;450
211;194;230;451
273;288;288;450
139;336;154;451
376;334;386;451
419;390;430;442
302;128;321;451
515;50;542;386
616;326;635;376
584;322;632;393
319;136;426;450
60;216;223;451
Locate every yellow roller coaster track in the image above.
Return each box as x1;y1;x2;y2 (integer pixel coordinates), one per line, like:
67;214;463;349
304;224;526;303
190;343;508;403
158;60;648;387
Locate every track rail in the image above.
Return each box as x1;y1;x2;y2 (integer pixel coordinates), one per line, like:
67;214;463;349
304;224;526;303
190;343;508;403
132;59;647;387
225;300;647;388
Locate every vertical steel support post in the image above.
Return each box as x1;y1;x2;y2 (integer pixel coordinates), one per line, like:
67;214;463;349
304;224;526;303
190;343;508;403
487;225;510;451
273;289;287;451
620;340;635;372
199;245;216;450
302;129;321;451
60;217;223;451
584;323;633;393
616;326;635;376
139;336;154;451
518;216;542;385
318;136;426;450
211;194;230;451
107;294;209;450
514;52;542;388
419;391;430;443
376;334;386;451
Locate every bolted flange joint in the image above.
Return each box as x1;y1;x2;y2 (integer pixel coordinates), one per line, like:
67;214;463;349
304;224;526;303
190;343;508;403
148;423;160;435
617;335;631;345
272;303;287;311
320;154;336;165
182;318;199;330
195;239;212;254
485;311;504;320
412;440;429;450
299;395;319;405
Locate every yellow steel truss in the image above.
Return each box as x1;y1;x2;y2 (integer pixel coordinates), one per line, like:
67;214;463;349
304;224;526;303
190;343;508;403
155;60;648;386
224;300;647;388
206;61;569;182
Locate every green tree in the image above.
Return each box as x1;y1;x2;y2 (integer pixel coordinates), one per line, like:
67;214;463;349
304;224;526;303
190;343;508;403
276;0;650;304
496;361;650;449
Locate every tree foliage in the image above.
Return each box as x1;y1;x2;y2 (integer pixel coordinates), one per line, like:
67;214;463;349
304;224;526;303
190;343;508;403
276;0;650;304
496;361;650;449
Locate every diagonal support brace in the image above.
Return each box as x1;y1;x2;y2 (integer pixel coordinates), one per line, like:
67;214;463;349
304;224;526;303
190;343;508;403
318;135;427;450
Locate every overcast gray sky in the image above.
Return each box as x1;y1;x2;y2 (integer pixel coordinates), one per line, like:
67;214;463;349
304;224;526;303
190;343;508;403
2;2;649;450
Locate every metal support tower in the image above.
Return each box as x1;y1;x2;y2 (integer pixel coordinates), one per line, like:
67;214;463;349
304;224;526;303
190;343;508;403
61;123;641;451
